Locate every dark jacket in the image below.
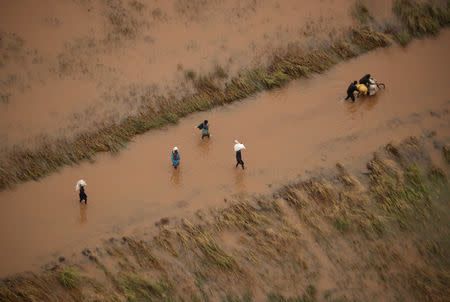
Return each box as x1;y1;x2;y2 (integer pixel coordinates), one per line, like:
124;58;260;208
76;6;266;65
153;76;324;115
359;74;371;86
197;122;208;130
79;186;87;198
236;150;242;160
347;82;357;94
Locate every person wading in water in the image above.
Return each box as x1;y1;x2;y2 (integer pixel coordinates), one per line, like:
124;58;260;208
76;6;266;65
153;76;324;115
79;185;87;204
197;120;210;139
236;150;244;169
234;140;245;169
345;81;358;102
171;147;180;169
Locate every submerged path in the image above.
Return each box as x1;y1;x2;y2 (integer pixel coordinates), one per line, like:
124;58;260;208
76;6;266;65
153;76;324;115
1;31;450;277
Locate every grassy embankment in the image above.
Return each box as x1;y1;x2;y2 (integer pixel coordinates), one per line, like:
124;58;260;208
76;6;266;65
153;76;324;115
1;137;449;301
0;0;449;190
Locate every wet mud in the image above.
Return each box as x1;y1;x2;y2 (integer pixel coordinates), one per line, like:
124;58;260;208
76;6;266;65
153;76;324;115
0;30;449;276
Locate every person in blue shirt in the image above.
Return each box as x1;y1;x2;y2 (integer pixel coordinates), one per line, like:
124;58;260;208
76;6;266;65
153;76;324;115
171;147;180;169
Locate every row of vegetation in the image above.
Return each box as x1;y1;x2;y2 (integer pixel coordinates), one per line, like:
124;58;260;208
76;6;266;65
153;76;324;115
1;0;449;190
1;137;448;301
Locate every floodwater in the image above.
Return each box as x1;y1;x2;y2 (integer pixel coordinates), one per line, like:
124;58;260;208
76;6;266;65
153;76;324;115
1;31;450;277
0;0;357;147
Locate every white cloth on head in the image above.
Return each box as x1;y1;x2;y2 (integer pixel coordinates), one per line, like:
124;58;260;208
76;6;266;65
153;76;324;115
173;146;178;152
234;140;246;152
76;179;87;191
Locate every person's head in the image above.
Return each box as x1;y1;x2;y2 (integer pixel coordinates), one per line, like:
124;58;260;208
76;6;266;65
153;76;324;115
173;146;178;153
204;120;208;125
353;81;357;85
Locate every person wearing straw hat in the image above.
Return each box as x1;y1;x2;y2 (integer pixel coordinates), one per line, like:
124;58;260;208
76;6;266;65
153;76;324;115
171;147;180;169
234;140;245;169
76;180;87;204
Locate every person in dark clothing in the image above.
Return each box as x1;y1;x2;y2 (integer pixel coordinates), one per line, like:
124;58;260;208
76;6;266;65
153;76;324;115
79;186;87;204
235;150;244;169
359;74;371;87
197;120;210;139
345;81;358;102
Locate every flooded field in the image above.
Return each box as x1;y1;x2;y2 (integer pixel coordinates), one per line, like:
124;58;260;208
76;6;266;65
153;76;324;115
0;30;449;277
0;0;359;148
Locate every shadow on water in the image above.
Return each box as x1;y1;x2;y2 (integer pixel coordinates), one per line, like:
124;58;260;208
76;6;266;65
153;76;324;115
196;136;211;155
345;94;380;118
233;168;246;192
78;204;88;225
170;167;182;186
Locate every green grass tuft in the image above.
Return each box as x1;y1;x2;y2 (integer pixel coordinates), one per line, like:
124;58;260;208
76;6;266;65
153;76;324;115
394;29;412;46
59;267;81;290
118;273;173;300
334;216;351;232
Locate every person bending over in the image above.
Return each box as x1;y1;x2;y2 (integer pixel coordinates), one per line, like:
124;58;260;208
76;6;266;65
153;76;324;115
345;81;358;102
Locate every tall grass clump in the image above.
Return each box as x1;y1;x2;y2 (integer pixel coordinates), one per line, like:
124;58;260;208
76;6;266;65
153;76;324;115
59;267;81;290
367;151;432;228
395;29;413;46
351;27;391;51
180;219;237;270
393;0;450;41
118;274;173;300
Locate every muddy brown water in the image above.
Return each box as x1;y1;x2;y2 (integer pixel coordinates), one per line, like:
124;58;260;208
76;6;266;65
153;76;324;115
0;0;357;147
1;32;450;277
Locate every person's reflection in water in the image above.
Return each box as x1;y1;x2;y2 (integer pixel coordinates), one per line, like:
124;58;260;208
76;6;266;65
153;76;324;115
345;94;379;118
197;137;211;155
234;169;246;192
170;168;182;187
78;204;88;224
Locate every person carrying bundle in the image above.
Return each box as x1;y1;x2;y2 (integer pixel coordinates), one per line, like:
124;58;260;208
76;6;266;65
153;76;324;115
234;140;246;169
359;74;371;87
356;83;368;96
197;120;210;139
76;180;87;204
